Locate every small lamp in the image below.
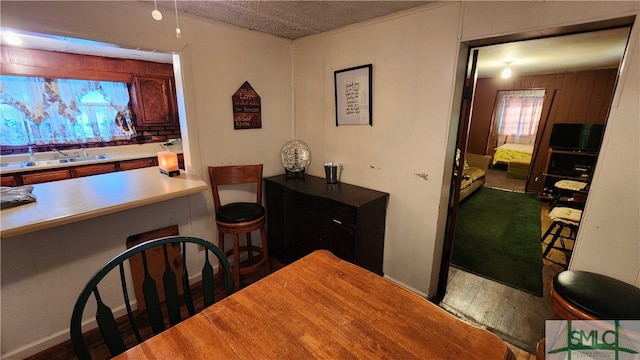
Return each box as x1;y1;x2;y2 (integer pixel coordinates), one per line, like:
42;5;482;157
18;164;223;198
157;151;180;177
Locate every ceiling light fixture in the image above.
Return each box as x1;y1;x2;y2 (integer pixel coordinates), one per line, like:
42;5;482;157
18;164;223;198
152;0;163;21
501;62;512;79
174;0;182;38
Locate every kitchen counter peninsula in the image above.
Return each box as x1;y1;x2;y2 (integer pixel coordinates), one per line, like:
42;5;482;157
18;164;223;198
0;167;208;238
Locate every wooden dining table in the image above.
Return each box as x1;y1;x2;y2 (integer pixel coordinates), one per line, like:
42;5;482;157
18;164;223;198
114;250;515;359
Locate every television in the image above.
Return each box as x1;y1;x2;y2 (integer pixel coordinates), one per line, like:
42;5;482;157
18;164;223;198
548;123;604;152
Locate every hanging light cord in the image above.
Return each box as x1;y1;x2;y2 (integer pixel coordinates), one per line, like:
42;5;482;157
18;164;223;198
174;0;182;38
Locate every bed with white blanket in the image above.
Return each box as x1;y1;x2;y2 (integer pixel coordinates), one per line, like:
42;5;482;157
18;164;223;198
492;143;534;166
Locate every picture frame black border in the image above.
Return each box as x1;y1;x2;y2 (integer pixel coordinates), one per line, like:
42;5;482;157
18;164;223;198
334;64;372;126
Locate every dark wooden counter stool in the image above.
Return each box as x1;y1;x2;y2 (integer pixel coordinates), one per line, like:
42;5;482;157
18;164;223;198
550;270;640;320
541;207;582;267
537;270;640;360
550;179;587;209
209;164;270;291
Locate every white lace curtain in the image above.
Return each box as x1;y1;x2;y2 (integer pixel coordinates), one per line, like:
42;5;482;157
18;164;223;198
0;75;136;146
495;89;545;145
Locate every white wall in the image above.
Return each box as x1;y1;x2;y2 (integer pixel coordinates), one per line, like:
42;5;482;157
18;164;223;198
571;20;640;286
1;1;292;357
292;0;640;296
1;196;208;357
293;3;463;295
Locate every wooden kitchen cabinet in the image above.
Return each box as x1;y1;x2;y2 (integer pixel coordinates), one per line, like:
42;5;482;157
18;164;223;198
21;169;72;185
1;175;18;187
130;76;177;126
72;163;116;178
118;158;157;171
264;174;389;275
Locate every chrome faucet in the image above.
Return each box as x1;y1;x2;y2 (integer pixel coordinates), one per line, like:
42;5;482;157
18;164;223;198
52;148;69;159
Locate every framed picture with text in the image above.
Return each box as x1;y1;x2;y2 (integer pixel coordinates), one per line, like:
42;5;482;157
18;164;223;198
334;64;372;126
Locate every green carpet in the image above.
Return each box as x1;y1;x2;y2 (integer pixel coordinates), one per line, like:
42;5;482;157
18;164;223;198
451;188;543;296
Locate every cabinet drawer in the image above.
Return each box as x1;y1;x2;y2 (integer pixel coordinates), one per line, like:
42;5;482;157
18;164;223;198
73;163;116;177
119;158;156;171
330;204;357;227
284;191;329;211
1;175;19;187
21;169;72;184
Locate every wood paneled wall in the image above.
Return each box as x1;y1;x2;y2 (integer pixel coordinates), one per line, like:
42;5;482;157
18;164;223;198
0;46;181;155
467;68;617;193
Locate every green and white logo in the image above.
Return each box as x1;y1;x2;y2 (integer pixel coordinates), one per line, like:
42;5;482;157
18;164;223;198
546;320;640;360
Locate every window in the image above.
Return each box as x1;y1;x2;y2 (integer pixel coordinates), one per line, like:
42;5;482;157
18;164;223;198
0;75;136;146
492;89;545;145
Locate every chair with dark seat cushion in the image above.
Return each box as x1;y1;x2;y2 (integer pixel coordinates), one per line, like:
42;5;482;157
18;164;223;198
70;236;233;360
208;164;270;291
550;270;640;320
541;207;582;267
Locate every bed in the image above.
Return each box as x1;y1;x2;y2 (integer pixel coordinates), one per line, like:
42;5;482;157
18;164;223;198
492;143;534;166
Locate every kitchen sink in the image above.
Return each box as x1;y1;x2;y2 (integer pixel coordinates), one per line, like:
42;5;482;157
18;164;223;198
67;154;110;162
22;159;73;167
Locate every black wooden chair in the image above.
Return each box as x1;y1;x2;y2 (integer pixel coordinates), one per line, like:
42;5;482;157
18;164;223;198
70;236;233;360
208;164;270;291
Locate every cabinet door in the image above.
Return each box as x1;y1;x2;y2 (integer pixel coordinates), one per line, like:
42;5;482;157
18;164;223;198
330;221;356;262
283;202;332;258
1;175;19;187
21;169;72;184
130;76;177;126
73;163;116;177
119;158;156;171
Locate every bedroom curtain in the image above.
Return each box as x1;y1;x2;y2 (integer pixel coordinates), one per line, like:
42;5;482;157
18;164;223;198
495;89;545;145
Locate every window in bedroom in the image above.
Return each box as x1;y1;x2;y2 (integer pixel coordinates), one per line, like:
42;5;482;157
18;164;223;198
0;75;136;147
492;89;545;146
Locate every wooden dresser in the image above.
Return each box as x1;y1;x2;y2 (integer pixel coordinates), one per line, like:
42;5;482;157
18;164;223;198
264;174;389;275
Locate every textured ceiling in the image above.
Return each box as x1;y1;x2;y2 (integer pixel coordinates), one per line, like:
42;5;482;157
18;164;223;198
2;2;629;77
152;1;432;40
146;1;629;76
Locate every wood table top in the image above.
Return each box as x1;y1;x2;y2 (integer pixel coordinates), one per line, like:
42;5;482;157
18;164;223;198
115;250;515;359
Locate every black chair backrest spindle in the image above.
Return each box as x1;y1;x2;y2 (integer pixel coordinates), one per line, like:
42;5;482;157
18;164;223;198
70;236;233;360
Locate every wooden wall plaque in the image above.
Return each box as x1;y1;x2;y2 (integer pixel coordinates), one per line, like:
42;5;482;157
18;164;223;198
232;81;261;129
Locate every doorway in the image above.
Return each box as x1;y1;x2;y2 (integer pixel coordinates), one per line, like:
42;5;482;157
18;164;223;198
437;22;632;353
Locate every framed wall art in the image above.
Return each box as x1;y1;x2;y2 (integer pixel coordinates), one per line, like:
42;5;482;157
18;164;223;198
334;64;372;126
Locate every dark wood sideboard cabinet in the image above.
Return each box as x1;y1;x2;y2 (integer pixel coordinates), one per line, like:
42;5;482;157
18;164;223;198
264;174;389;275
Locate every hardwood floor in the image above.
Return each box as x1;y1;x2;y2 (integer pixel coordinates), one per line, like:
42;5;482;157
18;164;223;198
440;258;561;355
440;174;574;359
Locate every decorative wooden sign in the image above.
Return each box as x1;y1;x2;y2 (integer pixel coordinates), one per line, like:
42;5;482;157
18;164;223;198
232;81;261;129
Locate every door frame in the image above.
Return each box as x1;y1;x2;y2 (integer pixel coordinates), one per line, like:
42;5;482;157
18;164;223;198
433;16;635;302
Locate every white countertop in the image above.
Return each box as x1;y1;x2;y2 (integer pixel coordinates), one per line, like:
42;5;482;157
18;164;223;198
0;166;208;238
